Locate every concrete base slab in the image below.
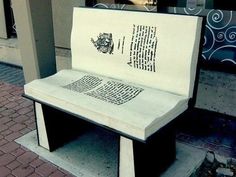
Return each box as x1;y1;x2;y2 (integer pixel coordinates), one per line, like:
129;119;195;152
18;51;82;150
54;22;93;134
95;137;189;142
16;128;119;177
161;143;205;177
16;129;205;177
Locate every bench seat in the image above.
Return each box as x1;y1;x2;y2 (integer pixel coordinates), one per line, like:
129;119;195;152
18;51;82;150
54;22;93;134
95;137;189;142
24;69;188;141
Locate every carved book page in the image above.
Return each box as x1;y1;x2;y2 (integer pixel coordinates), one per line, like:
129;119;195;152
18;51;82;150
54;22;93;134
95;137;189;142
71;7;202;97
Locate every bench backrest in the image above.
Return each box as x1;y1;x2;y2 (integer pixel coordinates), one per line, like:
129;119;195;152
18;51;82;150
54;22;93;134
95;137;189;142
71;7;202;98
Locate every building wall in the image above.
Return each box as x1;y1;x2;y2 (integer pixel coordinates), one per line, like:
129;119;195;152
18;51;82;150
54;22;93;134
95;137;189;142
52;0;85;48
0;38;22;66
51;0;116;48
170;7;236;71
0;1;21;65
0;0;7;38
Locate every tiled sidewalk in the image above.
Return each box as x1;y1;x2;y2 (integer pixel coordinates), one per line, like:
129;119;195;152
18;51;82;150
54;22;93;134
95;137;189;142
0;64;25;87
0;64;75;177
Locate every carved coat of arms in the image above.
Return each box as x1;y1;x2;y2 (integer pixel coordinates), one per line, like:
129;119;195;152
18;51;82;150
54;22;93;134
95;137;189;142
91;33;114;54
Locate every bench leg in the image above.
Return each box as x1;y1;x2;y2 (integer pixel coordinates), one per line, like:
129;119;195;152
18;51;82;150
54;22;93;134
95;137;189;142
34;102;50;150
119;136;135;177
34;102;86;151
119;122;176;177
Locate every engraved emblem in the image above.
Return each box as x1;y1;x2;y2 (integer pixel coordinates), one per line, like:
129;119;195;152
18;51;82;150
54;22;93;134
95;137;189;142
91;33;114;54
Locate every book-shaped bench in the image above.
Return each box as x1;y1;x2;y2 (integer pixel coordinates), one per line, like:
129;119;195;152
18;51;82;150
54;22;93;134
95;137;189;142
24;7;203;177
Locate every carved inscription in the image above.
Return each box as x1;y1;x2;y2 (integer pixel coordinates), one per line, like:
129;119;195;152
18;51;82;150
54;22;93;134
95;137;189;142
85;81;144;105
128;25;158;72
63;75;144;105
63;75;103;93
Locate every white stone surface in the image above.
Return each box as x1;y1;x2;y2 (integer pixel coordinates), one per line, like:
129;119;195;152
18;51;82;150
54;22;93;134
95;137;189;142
119;136;135;177
35;103;50;150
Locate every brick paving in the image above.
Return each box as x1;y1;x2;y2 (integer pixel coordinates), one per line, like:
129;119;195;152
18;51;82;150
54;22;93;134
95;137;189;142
0;63;75;176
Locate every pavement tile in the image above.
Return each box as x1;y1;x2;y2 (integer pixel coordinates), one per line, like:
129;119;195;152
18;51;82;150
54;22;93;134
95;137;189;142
7;94;22;99
0;91;9;97
11;89;24;96
3;96;12;101
5;132;22;141
0;139;8;146
6;160;22;170
35;163;57;176
7;95;21;102
30;158;45;168
0;98;7;106
0;153;15;166
5;121;16;127
20;100;33;108
28;173;42;177
0;166;11;177
26;111;35;118
1;129;13;136
20;128;32;135
16;98;26;104
27;123;36;130
9;123;26;132
0;141;20;153
17;151;38;164
11;147;26;157
0;150;3;156
1;109;16;116
12;164;34;177
0;85;12;92
24;119;35;125
0;102;8;108
14;115;30;123
0;117;11;124
18;107;32;115
6;175;15;177
0;124;8;132
0;107;7;112
3;94;13;99
49;170;66;177
5;102;19;109
9;110;19;118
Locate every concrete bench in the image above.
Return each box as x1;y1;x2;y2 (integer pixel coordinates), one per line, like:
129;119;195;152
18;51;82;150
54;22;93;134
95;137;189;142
24;7;203;177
